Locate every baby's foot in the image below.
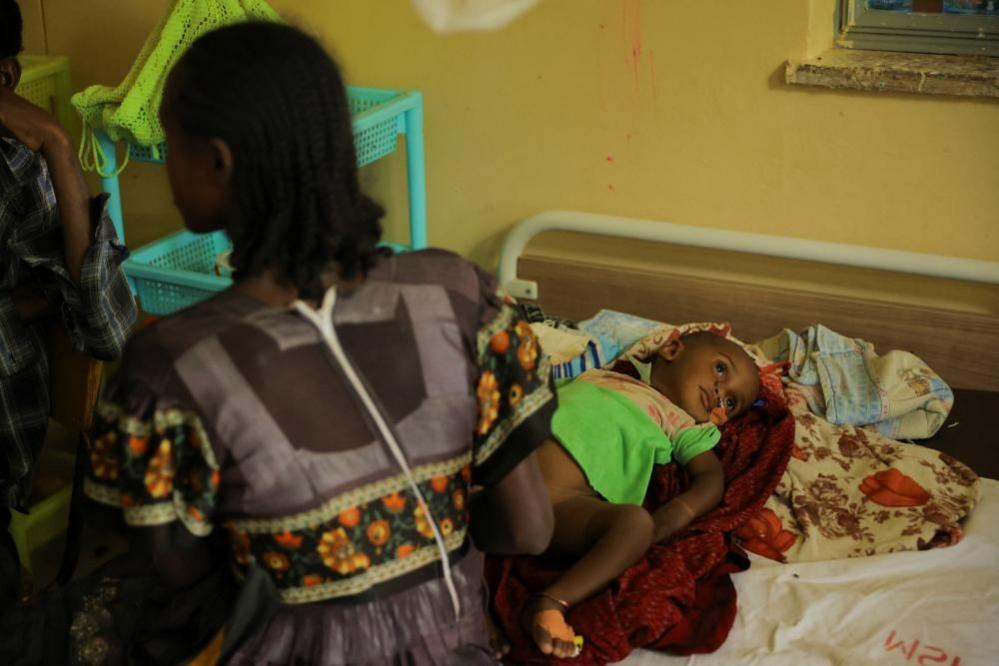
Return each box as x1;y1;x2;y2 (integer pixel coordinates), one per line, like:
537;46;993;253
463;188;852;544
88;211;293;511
524;594;582;658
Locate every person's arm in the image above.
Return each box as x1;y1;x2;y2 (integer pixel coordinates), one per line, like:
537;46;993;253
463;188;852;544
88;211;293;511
0;86;136;359
469;450;552;555
466;265;557;556
41;132;92;284
84;344;222;589
0;85;91;283
652;449;724;542
52;195;136;361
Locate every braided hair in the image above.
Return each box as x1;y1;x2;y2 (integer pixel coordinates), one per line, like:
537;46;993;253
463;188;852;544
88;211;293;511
1;1;23;59
170;22;384;299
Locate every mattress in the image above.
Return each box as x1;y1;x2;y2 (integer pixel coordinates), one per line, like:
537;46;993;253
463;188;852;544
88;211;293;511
619;477;999;666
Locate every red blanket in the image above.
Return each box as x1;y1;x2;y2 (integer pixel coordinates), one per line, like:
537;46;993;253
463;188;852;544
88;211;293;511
485;371;794;665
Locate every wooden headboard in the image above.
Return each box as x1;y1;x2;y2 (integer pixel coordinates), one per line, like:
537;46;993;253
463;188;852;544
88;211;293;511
518;253;999;392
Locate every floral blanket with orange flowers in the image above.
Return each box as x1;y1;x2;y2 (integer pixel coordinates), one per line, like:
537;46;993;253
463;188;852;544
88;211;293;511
733;326;981;563
736;381;980;562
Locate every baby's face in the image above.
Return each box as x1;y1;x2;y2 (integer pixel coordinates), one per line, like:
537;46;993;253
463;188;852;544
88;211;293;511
658;338;760;424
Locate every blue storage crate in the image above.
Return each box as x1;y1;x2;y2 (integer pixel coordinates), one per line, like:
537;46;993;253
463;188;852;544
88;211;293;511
99;86;428;315
125;230;231;315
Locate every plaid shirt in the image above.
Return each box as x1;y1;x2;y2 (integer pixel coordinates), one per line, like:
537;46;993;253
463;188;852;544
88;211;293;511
0;138;136;510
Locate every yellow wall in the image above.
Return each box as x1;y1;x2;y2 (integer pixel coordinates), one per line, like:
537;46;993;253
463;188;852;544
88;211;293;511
22;0;999;311
17;0;45;53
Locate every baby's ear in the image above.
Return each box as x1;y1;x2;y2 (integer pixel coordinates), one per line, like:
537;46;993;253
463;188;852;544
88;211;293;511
657;338;684;362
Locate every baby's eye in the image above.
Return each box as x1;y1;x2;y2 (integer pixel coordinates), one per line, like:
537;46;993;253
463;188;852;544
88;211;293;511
714;362;727;376
724;396;737;412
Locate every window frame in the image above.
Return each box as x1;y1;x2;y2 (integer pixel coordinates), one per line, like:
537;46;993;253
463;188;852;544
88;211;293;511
837;0;999;56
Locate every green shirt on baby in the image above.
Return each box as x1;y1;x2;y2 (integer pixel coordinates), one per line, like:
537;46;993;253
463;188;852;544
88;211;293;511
551;369;720;505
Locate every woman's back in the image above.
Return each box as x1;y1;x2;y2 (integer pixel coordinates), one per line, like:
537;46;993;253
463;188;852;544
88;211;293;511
86;249;556;664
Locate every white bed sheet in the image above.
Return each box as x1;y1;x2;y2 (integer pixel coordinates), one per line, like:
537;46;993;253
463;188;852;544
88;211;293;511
619;478;999;666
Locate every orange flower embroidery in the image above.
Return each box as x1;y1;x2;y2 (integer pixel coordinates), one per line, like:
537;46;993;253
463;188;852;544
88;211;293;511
127;435;149;457
517;335;538;371
439;517;454;537
514;320;532;339
367;520;391;547
490;330;510;354
144;440;175;498
414;505;435;540
317;528;371;575
508;384;524;409
273;530;304;549
90;432;120;481
210;469;220;489
226;523;253;566
859;468;931;507
262;551;290;573
382;492;407;513
460;466;471;482
452;489;466;512
302;575;322;587
397;543;415;559
339;506;361;528
734;508;797;562
476;371;501;436
431;475;449;494
187;505;204;522
119;494;135;508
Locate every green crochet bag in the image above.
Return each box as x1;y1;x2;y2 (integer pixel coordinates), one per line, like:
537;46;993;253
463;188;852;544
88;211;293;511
72;0;281;174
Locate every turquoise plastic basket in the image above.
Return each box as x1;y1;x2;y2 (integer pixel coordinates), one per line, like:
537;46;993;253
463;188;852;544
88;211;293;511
123;87;403;168
100;86;428;315
125;230;231;315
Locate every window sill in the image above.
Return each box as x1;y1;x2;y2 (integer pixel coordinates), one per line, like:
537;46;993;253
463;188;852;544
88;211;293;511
785;50;999;99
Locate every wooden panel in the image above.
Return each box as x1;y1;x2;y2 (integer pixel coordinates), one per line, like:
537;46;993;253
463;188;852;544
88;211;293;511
520;254;999;392
47;325;103;432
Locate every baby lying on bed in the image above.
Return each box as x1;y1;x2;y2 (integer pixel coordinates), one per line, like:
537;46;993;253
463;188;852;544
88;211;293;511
528;331;760;658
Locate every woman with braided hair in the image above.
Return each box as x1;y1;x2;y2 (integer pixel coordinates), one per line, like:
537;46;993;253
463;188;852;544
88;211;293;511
3;21;556;666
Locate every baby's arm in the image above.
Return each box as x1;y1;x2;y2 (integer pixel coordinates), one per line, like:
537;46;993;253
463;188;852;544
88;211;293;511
652;450;724;542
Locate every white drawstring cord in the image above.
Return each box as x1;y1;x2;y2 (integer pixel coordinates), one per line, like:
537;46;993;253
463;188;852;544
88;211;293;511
293;287;462;619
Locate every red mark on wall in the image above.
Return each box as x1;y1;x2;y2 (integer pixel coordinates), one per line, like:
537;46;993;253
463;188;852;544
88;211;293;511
606;156;614;162
883;630;961;665
622;0;643;91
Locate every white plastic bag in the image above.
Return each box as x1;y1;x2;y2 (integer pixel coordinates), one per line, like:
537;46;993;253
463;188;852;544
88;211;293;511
410;0;539;32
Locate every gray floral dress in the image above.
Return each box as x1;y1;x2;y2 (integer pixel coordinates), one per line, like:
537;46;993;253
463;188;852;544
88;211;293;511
84;249;556;665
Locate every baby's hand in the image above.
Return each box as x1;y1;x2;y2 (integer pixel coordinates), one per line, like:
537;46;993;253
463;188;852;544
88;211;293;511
709;406;728;426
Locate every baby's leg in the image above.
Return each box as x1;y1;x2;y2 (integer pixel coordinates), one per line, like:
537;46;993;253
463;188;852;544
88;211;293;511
526;496;655;658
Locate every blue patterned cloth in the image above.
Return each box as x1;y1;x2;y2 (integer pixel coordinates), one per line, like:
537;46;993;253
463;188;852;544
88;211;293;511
760;325;953;440
578;309;664;366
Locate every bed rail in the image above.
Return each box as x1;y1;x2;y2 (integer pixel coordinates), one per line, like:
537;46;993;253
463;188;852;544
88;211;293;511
498;210;999;300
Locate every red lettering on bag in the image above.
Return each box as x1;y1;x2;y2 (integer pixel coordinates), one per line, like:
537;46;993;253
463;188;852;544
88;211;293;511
883;631;961;665
885;630;919;660
917;645;948;664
